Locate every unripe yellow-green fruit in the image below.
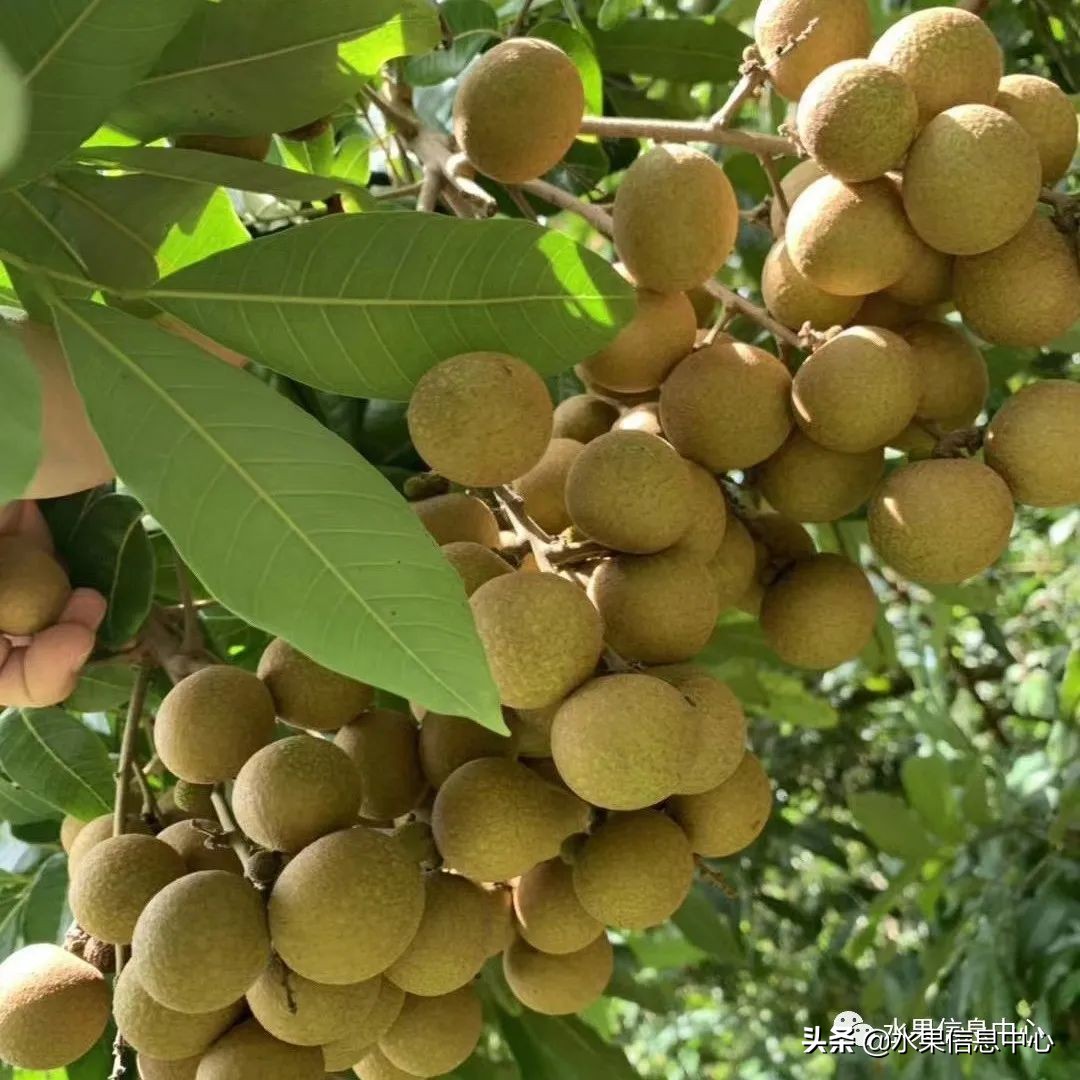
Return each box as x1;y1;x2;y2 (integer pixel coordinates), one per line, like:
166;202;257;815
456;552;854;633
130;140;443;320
793;325;919;452
668;462;728;561
613;145;738;293
440;541;513;596
551;394;619;443
431;757;589;881
757;431;884;522
984;381;1080;508
154;665;276;784
580;290;696;393
503;934;613;1016
870;8;1002;123
508;702;556;758
660;341;793;470
407;353;553;487
588;549;719;664
884;238;953;307
902;105;1041;256
513;859;603;955
868;458;1014;583
796;59;917;181
669;752;772;857
953;213;1080;347
708;516;758;610
651;664;748;794
138;1054;201;1080
572;810;694;930
786;175;919;296
452;38;584;183
412;493;500;547
156;819;242;875
761;240;861;332
754;0;872;101
551;674;693;810
335;710;426;821
760;553;877;668
256;637;373;732
195;1019;324;1080
355;1049;421;1080
114;960;242;1060
133;870;271;1013
418;710;511;788
0;944;109;1069
995;74;1078;184
379;986;483;1077
565;429;694;553
69;834;186;945
770;158;826;234
174;133;272;161
321;979;405;1070
246;957;379;1046
0;537;70;635
232;735;362;853
66;812;152;872
901;321;988;430
386;873;492;996
470;571;603;709
510;437;584;534
269;827;424;984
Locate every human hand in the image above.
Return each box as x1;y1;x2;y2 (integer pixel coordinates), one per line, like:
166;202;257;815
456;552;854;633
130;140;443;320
0;501;107;708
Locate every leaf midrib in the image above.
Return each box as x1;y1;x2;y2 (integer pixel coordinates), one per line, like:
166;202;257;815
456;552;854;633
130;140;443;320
149;289;627;308
7;712;110;814
56;301;478;717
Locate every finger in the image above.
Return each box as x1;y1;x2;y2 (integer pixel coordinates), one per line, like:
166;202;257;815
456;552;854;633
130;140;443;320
0;637;11;669
0;648;33;707
59;588;108;632
0;501;54;552
20;623;97;707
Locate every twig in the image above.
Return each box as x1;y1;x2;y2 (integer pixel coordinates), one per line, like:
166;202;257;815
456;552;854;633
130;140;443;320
210;789;257;876
417;164;442;214
509;0;537;37
132;762;159;824
505;185;539;222
577;115;796;157
412;129;497;217
758;154;789;228
113;662;152;839
520;179;614;235
493;487;555;571
547;539;610;567
705;279;802;348
372;181;425;201
174;560;201;655
109;1030;127;1080
695;856;739;898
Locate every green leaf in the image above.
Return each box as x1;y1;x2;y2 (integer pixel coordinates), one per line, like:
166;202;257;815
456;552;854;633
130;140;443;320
0;323;42;503
0;0;199;188
901;755;964;843
532;22;604;119
114;0;441;139
156;186;248;279
53;300;503;730
332;132;373;188
0;42;27;175
847;791;937;862
597;0;645;32
0;709;114;819
146;213;634;399
505;1012;640;1080
1060;647;1080;720
758;669;840;729
671;885;743;962
75;145;370;205
589;16;750;83
0;779;61;825
51;493;156;649
65;663;137;714
405;0;499;87
21;853;68;945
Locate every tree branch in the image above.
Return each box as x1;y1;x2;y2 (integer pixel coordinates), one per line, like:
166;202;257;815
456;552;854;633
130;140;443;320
577;114;796;156
519;179;614;234
704;279;802;349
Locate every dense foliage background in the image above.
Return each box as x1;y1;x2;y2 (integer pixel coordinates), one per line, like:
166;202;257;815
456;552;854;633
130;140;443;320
0;0;1077;1078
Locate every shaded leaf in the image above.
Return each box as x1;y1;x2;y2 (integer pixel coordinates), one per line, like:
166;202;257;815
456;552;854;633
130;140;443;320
901;754;964;843
115;0;441;139
758;669;840;729
0;0;198;188
147;213;634;399
0;709;114;819
65;663;137;714
672;884;744;962
598;1;646;32
589;16;750;82
0;778;60;825
0;323;41;503
848;791;937;862
0;41;27;174
405;0;499;87
52;492;156;648
54;300;503;729
21;852;68;945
